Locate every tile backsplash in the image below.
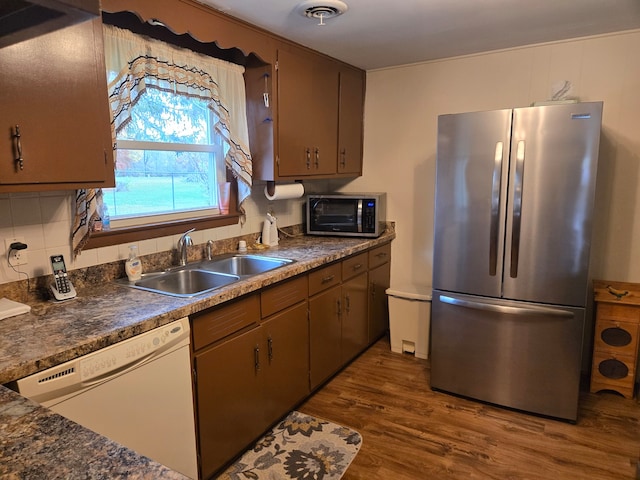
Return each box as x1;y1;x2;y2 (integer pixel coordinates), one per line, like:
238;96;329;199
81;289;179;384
0;181;324;286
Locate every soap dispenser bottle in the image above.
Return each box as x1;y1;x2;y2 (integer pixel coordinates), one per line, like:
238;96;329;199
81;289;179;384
125;245;142;282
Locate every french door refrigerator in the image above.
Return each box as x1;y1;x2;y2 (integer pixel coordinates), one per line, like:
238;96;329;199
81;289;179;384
430;102;603;421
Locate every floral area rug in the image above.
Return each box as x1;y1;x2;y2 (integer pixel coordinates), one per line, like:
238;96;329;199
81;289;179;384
217;410;362;480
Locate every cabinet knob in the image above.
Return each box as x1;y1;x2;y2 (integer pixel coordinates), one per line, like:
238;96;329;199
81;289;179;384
314;147;320;169
13;125;24;171
340;148;346;168
306;148;311;169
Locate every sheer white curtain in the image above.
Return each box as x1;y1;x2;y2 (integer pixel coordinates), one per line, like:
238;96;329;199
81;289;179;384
73;24;252;256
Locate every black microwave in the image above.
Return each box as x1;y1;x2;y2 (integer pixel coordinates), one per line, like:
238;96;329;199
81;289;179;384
306;193;386;238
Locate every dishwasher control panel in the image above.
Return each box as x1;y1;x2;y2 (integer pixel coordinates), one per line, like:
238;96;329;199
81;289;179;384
12;318;190;405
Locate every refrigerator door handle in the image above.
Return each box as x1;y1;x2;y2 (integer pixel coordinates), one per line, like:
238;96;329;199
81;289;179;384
439;294;574;318
510;140;526;278
489;141;504;276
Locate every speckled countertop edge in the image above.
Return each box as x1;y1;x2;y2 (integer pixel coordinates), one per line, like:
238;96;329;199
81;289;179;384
0;229;395;385
0;386;190;480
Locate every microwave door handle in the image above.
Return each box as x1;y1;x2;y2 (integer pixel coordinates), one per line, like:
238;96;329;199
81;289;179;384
356;199;363;233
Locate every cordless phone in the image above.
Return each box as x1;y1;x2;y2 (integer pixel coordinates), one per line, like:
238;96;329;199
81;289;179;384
50;254;77;301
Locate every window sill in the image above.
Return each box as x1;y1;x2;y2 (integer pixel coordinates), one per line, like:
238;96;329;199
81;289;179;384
84;214;240;249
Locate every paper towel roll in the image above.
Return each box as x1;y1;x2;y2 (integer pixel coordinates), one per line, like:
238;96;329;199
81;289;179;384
264;183;304;200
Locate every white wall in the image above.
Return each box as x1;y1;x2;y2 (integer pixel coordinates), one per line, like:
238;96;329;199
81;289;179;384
338;29;640;289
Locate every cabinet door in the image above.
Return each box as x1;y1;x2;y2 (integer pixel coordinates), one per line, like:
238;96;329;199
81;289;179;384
277;47;338;177
309;285;342;390
262;302;310;426
369;261;391;343
342;272;369;362
194;327;263;479
0;19;114;189
337;66;364;175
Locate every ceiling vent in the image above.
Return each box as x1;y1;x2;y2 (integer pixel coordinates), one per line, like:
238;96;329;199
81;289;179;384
297;0;348;25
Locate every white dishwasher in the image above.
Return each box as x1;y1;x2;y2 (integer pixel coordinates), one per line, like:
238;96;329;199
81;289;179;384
14;317;198;480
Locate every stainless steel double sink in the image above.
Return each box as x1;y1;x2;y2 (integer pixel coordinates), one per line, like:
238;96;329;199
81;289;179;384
120;254;294;297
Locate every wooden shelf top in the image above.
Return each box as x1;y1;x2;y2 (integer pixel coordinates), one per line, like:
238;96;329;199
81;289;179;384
593;280;640;306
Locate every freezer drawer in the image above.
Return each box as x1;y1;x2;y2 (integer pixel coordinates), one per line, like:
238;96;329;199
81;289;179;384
430;290;585;421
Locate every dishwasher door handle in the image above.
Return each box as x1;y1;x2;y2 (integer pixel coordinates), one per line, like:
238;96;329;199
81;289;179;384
439;295;574;318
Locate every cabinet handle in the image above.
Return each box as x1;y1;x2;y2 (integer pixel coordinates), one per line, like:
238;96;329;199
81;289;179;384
336;298;342;317
306;148;311;169
13;125;24;171
321;274;335;284
352;263;363;271
371;282;376;299
345;294;351;314
267;336;274;362
254;346;260;372
340;148;346;168
376;252;387;259
314;147;320;169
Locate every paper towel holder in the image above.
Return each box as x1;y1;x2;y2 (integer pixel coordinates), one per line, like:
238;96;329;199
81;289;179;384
266;181;276;197
265;180;304;199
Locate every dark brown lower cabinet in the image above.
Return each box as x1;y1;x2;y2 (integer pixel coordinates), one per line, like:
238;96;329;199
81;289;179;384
369;260;391;342
192;244;391;478
194;325;263;479
341;272;369;363
309;284;342;390
262;302;310;426
193;287;309;479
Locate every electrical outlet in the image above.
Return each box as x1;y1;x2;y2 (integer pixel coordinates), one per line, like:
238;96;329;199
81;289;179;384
5;237;28;266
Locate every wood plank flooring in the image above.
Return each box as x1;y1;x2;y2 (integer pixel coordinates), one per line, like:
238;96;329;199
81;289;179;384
299;337;640;480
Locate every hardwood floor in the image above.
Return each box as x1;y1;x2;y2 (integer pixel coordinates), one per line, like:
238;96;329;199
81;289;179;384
299;337;640;480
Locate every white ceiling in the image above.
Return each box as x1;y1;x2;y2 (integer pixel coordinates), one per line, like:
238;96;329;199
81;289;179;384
197;0;640;70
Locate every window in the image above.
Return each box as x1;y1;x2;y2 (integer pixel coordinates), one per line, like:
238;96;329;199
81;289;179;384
103;88;228;228
73;23;254;252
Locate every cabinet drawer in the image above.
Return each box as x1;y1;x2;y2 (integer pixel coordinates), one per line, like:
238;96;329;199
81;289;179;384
309;263;342;296
597;303;640;324
594;319;639;356
191;294;260;351
261;275;308;318
342;253;367;281
368;243;391;269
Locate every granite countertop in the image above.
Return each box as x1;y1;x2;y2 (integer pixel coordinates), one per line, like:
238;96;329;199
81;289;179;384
0;386;190;479
0;229;395;479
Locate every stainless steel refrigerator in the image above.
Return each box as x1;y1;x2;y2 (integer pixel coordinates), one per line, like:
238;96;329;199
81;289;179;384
430;102;603;421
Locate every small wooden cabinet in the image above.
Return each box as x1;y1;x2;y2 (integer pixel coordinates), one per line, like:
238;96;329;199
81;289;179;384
0;18;114;191
590;281;640;399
